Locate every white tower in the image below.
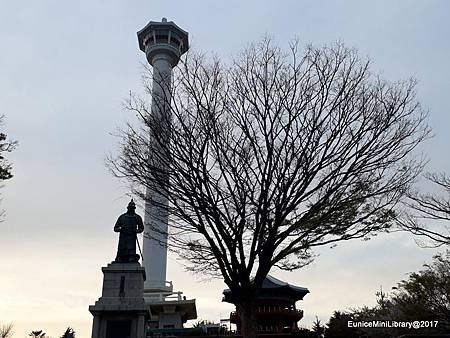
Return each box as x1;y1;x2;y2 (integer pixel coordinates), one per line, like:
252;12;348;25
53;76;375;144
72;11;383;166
137;18;196;329
137;16;188;293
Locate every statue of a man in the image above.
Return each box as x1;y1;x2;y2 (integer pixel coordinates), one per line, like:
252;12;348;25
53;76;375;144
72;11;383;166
114;199;144;263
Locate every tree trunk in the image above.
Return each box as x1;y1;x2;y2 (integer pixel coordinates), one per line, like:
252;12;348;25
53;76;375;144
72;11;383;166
238;302;258;338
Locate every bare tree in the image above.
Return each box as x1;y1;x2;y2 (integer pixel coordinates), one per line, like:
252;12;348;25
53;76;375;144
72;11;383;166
0;322;13;338
108;39;429;338
0;114;16;181
399;172;450;247
0;114;17;220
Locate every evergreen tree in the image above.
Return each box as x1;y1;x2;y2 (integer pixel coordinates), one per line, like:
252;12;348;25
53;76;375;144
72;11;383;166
60;327;75;338
29;331;46;338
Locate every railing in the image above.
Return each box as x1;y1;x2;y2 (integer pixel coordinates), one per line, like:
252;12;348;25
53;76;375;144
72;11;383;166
230;308;303;322
144;290;184;302
145;280;173;292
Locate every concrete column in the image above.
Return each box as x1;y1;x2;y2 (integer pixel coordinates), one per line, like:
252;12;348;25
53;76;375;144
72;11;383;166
143;53;173;290
99;318;107;338
91;315;100;338
137;314;146;338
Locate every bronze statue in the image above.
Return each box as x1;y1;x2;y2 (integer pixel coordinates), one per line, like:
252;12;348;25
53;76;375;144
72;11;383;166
114;199;144;262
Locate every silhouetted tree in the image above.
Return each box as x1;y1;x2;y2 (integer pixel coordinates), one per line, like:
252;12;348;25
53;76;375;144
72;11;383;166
297;327;317;338
109;39;429;338
0;114;17;220
389;250;450;331
60;327;75;338
399;172;450;247
29;331;46;338
0;323;13;338
324;311;361;338
0;115;16;181
192;320;215;328
326;251;450;337
311;317;325;338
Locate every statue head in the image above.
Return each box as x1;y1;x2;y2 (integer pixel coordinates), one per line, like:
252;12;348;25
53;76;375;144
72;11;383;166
127;199;136;213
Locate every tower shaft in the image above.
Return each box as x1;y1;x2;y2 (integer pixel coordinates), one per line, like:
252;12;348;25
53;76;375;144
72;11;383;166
143;54;173;291
137;18;189;293
137;18;196;329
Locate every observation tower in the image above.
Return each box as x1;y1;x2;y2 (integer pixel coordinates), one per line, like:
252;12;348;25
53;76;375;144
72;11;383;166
137;18;197;330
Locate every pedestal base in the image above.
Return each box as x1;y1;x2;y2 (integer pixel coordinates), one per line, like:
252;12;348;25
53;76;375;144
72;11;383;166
89;262;149;338
90;313;147;338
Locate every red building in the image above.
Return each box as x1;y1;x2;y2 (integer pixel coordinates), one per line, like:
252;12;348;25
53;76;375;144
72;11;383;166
223;276;309;334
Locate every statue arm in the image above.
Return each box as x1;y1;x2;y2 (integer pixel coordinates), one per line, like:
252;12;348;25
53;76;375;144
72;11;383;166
137;217;144;233
114;218;122;232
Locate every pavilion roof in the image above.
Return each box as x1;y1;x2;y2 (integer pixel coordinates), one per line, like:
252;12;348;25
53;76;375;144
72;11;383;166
222;275;309;303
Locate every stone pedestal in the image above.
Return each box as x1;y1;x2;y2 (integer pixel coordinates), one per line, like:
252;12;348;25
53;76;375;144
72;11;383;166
89;262;149;338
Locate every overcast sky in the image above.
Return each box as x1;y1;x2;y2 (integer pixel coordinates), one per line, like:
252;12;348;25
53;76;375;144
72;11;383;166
1;1;449;337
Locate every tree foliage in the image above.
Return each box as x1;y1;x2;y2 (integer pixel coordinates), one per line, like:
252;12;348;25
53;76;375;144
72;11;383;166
399;172;450;247
0;323;13;338
324;311;362;338
60;327;75;338
389;251;450;330
0;115;16;181
29;331;46;338
311;317;326;338
109;38;429;338
325;251;450;337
